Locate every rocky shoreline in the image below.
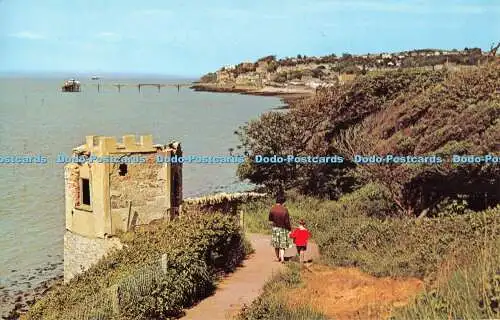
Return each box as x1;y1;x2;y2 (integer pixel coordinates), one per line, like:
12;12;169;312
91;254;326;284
190;83;313;106
1;257;64;320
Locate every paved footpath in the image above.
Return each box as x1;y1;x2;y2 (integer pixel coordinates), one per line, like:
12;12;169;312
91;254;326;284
182;233;319;320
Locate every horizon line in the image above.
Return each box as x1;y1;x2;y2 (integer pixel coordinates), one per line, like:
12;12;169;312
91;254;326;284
0;71;200;79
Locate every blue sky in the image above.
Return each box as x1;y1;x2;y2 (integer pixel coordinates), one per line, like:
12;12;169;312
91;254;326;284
1;0;499;77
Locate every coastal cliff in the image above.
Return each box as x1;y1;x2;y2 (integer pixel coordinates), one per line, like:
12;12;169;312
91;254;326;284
192;47;489;104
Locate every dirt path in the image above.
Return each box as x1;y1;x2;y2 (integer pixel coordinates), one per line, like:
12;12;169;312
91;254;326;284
286;265;423;319
182;233;320;320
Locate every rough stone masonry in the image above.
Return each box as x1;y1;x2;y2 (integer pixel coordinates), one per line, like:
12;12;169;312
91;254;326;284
63;135;182;282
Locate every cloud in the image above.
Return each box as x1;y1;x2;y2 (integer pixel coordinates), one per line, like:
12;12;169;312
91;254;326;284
95;32;123;42
8;31;46;40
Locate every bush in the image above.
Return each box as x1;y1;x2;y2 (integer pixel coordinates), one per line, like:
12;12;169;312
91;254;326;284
240;187;500;318
392;238;500;319
200;72;217;83
27;214;247;319
271;72;288;83
316;204;500;279
242;186;500;280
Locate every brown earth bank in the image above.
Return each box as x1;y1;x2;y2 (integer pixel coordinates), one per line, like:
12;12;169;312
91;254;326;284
286;265;424;320
190;83;313;106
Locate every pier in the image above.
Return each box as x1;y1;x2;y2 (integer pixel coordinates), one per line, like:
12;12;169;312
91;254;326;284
93;82;192;93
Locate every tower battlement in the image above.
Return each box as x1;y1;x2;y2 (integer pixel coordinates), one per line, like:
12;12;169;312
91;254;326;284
73;134;159;156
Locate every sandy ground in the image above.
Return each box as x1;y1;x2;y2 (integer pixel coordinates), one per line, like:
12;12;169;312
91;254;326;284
286;265;424;320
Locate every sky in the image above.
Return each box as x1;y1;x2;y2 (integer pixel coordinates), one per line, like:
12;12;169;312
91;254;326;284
0;0;499;77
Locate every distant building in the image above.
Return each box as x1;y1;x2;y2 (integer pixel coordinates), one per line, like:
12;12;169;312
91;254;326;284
338;73;357;85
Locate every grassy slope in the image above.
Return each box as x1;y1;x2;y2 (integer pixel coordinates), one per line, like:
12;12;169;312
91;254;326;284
27;214;249;320
240;184;500;319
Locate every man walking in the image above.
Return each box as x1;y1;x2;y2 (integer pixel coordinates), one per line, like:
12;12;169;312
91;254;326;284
268;192;292;262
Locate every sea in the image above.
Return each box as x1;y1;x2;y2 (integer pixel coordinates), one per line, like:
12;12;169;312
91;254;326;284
0;75;282;315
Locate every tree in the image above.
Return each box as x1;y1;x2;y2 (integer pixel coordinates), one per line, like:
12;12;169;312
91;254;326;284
200;72;217;83
257;55;277;62
234;112;301;191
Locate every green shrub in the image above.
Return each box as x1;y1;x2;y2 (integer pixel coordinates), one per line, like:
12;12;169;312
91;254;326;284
200;72;217;83
27;214;247;319
242;186;500;280
317;204;500;279
392;238;500;319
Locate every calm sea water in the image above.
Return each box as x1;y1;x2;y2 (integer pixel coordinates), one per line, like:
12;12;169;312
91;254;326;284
0;77;280;300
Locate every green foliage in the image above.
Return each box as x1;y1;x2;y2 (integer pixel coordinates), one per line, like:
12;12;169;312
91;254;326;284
431;198;472;217
27;214;248;319
236;61;500;212
392;238;500;319
235;111;302;191
240;186;500;319
238;263;328;320
200;72;217;83
242;186;500;280
286;70;303;80
265;61;278;73
270;72;287;83
257;55;276;63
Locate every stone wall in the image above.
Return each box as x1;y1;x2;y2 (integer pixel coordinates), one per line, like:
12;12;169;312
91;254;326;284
109;153;168;233
64;230;122;283
64;164;80;206
182;192;267;216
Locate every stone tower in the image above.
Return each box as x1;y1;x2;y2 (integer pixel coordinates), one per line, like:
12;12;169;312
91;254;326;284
63;135;182;282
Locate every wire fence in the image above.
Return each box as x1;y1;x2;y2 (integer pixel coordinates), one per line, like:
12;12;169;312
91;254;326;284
65;255;169;320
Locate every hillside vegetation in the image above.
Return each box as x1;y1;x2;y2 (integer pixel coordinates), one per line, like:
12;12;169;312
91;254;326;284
200;47;490;89
232;52;499;319
235;60;500;216
26;214;249;320
239;187;500;319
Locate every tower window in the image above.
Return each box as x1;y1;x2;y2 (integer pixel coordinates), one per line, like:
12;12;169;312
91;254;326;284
119;163;128;176
81;178;91;205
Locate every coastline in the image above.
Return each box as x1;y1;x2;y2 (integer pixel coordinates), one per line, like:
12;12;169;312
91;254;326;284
190;83;314;106
2;271;63;320
1;82;279;319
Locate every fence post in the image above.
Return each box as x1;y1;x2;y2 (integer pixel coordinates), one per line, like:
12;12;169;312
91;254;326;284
239;210;244;231
126;201;132;231
161;253;168;273
109;284;120;316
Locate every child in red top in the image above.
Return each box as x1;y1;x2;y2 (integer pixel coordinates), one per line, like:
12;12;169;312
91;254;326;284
289;219;311;264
